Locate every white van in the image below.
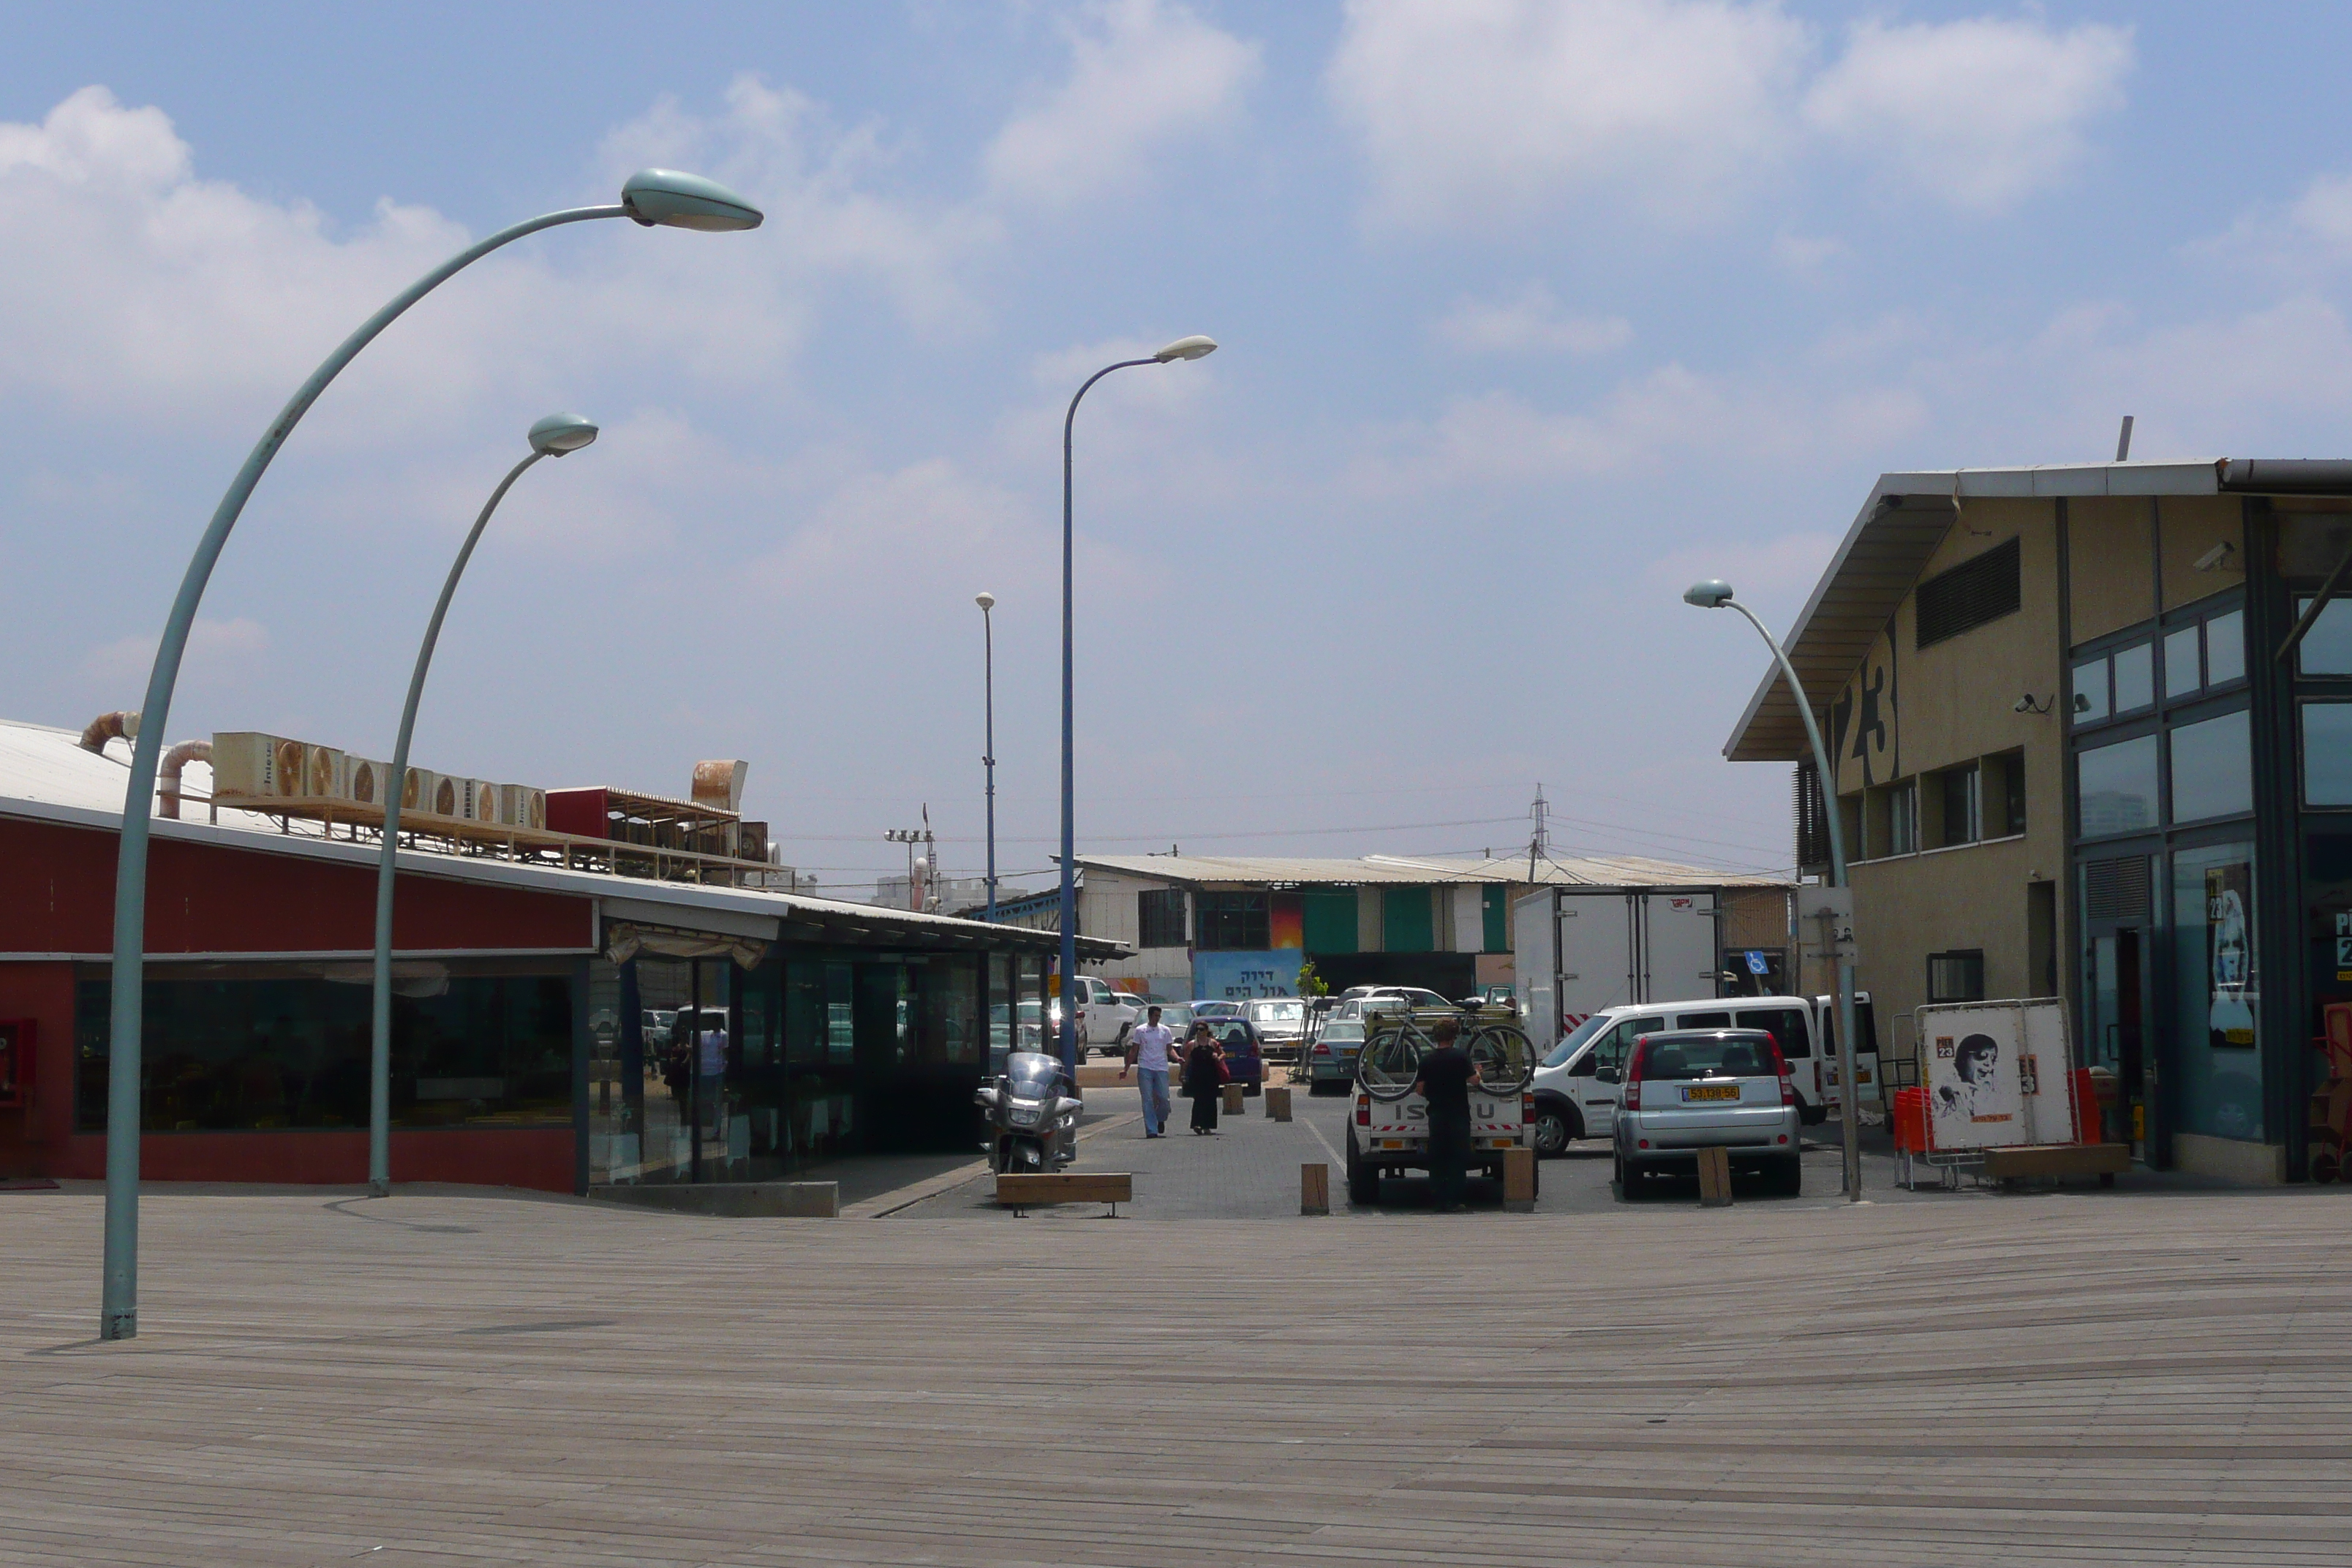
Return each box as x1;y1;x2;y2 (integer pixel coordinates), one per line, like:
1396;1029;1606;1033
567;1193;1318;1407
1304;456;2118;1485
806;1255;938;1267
1526;992;1877;1156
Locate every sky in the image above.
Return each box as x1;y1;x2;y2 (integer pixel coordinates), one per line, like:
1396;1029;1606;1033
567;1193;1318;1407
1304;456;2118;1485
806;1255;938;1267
6;1;2352;901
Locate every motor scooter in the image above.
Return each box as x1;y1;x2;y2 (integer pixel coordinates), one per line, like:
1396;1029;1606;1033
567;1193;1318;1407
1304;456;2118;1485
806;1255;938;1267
974;1049;1082;1173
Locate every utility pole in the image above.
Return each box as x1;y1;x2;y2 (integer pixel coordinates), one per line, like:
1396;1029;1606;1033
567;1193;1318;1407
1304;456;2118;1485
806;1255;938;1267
1526;783;1551;881
886;825;923;911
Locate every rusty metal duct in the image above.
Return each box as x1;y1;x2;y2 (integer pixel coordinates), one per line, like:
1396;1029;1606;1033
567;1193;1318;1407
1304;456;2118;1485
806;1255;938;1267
691;758;748;814
78;711;140;754
158;739;212;821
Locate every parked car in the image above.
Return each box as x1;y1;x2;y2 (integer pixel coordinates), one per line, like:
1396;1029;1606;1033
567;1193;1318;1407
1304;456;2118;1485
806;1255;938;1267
1208;1018;1264;1094
1189;1000;1244;1021
1243;998;1307;1060
1337;985;1450;1014
1613;1028;1802;1197
1527;992;1865;1156
1304;1019;1365;1090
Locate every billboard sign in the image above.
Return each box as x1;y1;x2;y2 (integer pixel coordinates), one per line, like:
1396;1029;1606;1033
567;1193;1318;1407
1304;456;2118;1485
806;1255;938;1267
1192;950;1302;1002
1918;999;2076;1150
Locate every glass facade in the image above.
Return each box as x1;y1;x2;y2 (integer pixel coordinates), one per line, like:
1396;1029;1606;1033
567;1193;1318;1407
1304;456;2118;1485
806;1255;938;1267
75;962;574;1132
583;941;1031;1186
2169;710;2253;823
2078;735;2159;837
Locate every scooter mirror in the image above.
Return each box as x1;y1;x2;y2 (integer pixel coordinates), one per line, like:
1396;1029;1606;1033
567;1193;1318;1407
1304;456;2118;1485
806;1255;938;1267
1054;1096;1084;1117
974;1087;1000;1107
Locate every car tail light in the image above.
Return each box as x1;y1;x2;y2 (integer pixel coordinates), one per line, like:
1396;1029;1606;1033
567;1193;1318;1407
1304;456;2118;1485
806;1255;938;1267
1623;1082;1640;1110
1313;1043;1329;1055
1522;1093;1534;1122
1622;1039;1646;1110
1772;1041;1798;1107
1355;1093;1371;1126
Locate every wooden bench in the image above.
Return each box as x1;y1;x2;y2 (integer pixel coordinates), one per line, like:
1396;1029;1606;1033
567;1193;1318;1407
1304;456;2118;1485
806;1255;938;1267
995;1172;1134;1217
1982;1143;2131;1186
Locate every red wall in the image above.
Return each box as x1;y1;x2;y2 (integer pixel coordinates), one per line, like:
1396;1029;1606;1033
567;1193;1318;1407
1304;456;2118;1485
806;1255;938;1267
0;815;592;954
0;816;589;1190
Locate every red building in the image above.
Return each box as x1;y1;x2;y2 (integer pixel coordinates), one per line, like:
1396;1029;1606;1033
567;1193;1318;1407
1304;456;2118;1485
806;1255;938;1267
0;717;1104;1193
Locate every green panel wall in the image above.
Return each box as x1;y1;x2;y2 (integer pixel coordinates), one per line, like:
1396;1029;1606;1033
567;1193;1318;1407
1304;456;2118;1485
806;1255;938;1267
1301;889;1360;954
1382;886;1435;953
1482;886;1508;953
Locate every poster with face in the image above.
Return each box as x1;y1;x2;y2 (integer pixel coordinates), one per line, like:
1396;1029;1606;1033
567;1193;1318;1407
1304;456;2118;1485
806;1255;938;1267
1921;1003;2027;1150
2206;860;2256;1049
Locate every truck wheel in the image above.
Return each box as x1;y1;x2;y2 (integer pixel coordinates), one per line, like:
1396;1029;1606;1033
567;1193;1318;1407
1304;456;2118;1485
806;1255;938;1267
1531;1105;1578;1158
1346;1135;1380;1206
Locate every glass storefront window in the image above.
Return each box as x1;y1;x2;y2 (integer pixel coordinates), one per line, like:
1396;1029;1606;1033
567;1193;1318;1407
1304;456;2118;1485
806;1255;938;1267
2078;734;2158;837
2296;598;2352;676
2171;844;2263;1141
2169;709;2253;823
2164;625;2201;698
2206;609;2245;686
2071;657;2109;723
76;964;573;1134
2113;641;2154;712
2306;703;2352;807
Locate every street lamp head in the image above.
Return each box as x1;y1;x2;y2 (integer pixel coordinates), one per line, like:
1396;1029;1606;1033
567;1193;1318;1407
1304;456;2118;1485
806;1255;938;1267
1153;334;1218;363
1683;578;1735;609
975;591;996;612
619;168;764;232
527;412;600;455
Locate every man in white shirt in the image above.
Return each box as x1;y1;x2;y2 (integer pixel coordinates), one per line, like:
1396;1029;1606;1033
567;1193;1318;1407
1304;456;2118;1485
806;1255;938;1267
1121;1006;1176;1138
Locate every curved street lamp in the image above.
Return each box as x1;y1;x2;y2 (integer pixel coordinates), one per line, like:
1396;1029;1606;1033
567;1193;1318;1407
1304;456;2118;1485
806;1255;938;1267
99;170;761;1341
1683;576;1863;1202
1055;335;1217;1077
369;413;599;1197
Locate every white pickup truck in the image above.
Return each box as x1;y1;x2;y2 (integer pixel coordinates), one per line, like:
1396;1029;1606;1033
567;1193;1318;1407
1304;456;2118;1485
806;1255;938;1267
1048;976;1149;1055
1342;1006;1537;1205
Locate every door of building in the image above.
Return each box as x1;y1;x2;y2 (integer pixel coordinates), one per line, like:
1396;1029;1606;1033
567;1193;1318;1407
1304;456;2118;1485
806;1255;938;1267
2082;853;2162;1164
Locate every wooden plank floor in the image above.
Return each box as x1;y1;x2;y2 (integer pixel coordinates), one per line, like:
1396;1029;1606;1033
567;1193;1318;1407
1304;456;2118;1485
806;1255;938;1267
4;1186;2350;1565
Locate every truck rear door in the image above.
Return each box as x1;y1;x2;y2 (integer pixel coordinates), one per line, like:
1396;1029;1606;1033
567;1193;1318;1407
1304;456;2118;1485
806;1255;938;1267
1554;891;1635;1033
1638;891;1721;1001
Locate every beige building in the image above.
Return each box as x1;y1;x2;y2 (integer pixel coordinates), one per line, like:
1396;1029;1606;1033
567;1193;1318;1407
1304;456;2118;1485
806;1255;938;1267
1727;457;2352;1184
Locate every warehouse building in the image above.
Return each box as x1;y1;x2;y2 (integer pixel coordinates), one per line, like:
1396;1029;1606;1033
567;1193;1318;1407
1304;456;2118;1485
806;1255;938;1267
0;716;1117;1193
1067;852;1792;1004
1725;456;2352;1184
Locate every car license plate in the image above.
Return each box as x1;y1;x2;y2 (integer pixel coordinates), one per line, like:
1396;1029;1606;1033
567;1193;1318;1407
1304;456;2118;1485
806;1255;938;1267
1682;1084;1739;1102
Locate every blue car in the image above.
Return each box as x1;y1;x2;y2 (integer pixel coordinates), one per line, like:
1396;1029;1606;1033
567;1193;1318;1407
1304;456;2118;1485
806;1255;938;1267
1206;1019;1264;1095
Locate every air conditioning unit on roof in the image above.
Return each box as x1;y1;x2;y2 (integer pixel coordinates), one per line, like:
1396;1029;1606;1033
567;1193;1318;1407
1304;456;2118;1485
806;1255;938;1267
459;777;499;822
430;774;461;819
211;732;300;798
298;745;347;801
497;784;546;831
347;757;383;809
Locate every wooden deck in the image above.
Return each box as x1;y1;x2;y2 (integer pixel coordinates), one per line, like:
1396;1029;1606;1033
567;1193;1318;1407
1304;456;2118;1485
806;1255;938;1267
4;1186;2351;1564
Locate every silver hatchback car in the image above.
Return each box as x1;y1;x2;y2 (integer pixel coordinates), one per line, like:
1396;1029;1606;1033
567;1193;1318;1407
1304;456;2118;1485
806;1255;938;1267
1613;1028;1802;1196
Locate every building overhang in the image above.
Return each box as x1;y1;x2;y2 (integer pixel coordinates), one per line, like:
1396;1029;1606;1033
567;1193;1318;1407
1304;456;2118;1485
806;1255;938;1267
1722;457;2352;765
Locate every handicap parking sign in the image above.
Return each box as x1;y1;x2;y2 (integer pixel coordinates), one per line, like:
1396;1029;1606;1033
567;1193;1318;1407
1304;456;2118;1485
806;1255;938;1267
1745;949;1770;976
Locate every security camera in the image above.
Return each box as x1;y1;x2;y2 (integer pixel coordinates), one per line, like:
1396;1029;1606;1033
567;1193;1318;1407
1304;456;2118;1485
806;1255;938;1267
2194;540;2239;573
2014;692;2054;715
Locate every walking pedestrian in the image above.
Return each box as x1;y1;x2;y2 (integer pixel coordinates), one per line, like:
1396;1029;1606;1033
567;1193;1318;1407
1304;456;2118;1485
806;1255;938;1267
1121;1005;1177;1137
1410;1017;1482;1212
1182;1021;1228;1135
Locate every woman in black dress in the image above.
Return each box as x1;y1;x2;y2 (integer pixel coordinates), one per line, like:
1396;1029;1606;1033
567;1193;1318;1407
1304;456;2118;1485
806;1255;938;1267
1181;1021;1226;1134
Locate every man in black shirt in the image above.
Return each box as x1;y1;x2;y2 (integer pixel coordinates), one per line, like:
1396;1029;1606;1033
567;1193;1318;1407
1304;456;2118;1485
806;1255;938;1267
1411;1017;1482;1212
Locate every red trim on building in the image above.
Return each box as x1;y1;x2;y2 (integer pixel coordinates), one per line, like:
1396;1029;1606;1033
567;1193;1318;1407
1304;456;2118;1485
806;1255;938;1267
0;816;592;954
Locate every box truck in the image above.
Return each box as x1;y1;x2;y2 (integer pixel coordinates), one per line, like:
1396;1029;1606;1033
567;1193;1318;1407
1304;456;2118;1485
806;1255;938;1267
1512;887;1725;1054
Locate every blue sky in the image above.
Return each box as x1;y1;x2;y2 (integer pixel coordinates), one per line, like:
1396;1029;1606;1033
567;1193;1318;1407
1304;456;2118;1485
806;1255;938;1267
5;1;2350;897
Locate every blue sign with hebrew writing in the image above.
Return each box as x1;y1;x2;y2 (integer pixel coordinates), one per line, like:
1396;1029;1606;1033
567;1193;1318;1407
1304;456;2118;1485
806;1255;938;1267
1192;950;1303;1001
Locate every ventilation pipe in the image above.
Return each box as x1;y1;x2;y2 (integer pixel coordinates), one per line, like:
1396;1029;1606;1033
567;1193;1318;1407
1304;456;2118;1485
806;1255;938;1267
78;711;140;755
158;740;212;821
691;758;748;814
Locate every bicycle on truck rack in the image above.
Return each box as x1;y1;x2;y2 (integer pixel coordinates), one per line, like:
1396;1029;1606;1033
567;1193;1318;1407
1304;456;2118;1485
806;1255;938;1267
1343;1005;1536;1206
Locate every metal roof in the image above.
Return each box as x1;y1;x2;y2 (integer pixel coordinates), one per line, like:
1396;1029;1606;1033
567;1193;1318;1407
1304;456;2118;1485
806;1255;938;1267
1722;459;2236;764
1075;851;1787;889
0;717;1124;959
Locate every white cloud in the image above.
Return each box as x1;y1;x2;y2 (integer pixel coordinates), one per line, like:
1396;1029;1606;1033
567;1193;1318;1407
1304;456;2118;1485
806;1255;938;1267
1328;2;2133;228
1432;284;1632;355
1366;364;1926;490
1803;16;2134;211
1327;0;1812;228
984;0;1261;206
0;81;987;445
1646;529;1839;601
81;615;270;689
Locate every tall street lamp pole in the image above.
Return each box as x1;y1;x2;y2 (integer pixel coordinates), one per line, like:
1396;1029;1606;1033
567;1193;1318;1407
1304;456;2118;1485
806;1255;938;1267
1684;578;1863;1202
976;591;998;923
99;170;761;1341
1056;335;1217;1079
369;413;600;1198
